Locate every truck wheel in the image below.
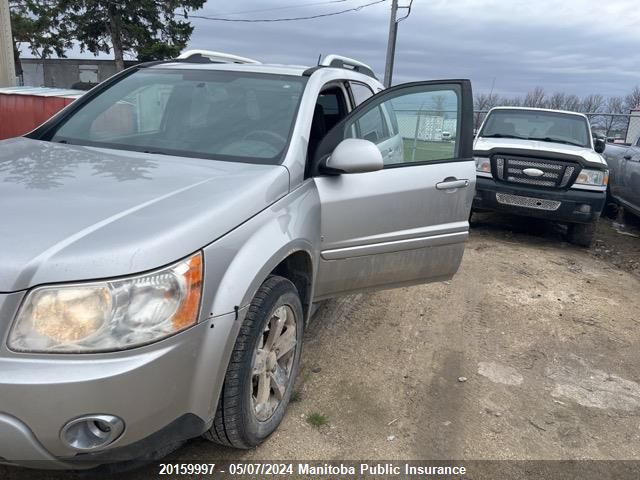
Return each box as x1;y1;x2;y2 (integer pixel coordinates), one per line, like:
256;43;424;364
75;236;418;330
204;275;303;448
603;202;619;219
567;221;597;247
603;187;619;219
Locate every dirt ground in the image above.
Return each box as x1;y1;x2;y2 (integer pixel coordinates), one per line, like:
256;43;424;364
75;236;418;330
3;211;640;478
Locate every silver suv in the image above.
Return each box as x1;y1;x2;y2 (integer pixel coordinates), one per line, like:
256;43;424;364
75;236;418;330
0;51;475;469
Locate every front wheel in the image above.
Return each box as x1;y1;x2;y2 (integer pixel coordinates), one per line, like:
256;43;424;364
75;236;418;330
567;221;597;247
204;275;303;448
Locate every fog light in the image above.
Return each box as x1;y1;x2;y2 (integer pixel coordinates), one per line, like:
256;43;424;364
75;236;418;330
577;204;591;213
60;415;125;451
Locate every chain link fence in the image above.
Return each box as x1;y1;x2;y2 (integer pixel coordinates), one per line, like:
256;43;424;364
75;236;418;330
395;109;459;142
474;110;640;145
392;109;458;162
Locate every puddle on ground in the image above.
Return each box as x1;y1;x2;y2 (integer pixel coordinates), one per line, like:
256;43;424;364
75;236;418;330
547;355;640;411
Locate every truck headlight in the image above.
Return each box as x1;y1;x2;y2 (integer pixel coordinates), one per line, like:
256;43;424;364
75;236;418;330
8;252;203;353
474;156;491;174
575;169;608;186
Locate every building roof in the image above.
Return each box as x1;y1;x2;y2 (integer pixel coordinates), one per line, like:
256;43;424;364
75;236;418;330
0;86;84;99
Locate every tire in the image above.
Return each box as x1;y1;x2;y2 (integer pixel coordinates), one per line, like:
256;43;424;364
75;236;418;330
204;275;304;448
603;201;619;219
603;187;619;219
567;221;597;247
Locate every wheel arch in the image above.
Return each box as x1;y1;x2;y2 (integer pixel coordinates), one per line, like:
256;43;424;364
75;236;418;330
270;250;314;322
200;181;320;322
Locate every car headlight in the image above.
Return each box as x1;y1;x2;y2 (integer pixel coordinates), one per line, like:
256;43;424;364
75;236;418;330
474;156;491;174
8;252;203;353
575;168;608;186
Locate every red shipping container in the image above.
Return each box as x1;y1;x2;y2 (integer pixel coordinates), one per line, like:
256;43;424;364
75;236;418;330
0;87;83;140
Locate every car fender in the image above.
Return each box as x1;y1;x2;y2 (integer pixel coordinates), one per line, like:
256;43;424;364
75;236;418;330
201;180;321;320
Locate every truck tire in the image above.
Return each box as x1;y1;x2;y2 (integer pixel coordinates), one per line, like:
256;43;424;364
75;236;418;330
567;221;597;247
204;275;304;448
603;187;619;219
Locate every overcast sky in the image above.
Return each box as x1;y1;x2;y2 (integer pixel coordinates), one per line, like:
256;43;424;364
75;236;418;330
180;0;640;98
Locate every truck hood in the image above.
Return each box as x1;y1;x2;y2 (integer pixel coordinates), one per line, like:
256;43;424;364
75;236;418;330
0;138;289;292
474;137;608;168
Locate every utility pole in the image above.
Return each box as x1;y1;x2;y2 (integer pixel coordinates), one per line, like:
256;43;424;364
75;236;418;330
0;0;16;87
383;0;413;88
383;0;399;88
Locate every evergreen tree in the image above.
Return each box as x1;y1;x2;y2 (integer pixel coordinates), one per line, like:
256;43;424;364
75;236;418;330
61;0;205;71
10;0;72;78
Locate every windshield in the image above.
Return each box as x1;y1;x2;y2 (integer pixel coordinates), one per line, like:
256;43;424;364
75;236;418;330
479;109;591;148
49;69;307;164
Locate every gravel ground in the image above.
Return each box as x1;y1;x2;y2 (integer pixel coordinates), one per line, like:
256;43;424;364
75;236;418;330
3;211;640;479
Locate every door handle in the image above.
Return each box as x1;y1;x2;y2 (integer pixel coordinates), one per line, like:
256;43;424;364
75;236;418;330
624;155;632;160
436;179;469;190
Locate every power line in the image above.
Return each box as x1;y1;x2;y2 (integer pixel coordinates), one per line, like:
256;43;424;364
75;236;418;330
187;0;388;23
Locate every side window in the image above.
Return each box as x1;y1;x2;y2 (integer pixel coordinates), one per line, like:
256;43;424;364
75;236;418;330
350;106;389;144
345;86;460;166
309;86;349;160
349;82;375;106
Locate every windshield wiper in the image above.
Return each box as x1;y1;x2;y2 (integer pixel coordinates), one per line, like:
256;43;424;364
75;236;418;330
527;137;584;147
481;133;528;140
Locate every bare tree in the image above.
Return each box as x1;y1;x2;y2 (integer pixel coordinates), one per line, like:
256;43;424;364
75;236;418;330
624;85;640;112
563;94;581;112
581;94;605;129
523;87;546;108
501;96;522;106
473;93;499;127
604;96;624;137
581;94;604;113
548;92;566;110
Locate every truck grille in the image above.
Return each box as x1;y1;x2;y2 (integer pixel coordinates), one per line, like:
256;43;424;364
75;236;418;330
493;155;579;189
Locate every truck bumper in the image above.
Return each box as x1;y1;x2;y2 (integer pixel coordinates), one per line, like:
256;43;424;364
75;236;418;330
0;291;243;470
472;177;606;224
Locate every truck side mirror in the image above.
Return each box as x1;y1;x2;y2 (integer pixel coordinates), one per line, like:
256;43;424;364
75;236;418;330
594;138;606;154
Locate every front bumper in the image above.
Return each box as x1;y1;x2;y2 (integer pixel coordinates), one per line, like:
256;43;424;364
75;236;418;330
0;292;243;470
473;176;606;224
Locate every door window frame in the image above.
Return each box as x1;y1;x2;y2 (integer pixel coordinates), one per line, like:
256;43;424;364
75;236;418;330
310;80;474;176
346;81;376;108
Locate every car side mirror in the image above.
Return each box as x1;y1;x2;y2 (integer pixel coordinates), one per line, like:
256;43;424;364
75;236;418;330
594;138;606;154
319;138;384;175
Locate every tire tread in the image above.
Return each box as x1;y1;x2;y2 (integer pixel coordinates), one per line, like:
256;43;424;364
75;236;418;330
204;275;299;449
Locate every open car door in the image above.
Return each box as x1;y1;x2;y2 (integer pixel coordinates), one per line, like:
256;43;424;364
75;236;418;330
311;80;476;299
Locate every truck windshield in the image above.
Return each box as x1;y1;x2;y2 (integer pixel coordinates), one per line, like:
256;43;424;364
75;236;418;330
479;109;591;148
47;69;307;164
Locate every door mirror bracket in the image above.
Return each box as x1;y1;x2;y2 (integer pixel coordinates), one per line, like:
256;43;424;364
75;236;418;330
319;138;384;175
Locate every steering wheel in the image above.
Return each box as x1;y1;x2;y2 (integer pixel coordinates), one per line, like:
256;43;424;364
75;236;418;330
242;130;287;149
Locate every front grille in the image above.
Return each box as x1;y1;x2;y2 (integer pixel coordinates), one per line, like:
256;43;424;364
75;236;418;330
492;155;579;189
496;193;561;211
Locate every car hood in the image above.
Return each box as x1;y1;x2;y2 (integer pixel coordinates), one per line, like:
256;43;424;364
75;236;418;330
0;138;289;292
474;137;607;168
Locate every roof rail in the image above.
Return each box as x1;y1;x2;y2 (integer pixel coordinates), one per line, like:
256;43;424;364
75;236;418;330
176;49;261;65
319;54;376;79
